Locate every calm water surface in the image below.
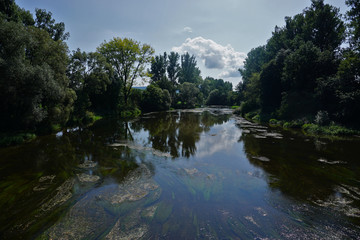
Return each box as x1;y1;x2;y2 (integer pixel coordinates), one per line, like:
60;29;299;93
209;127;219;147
1;108;360;239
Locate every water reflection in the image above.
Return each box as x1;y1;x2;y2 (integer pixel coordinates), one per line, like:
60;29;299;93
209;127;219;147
1;109;359;239
130;110;231;158
237;116;360;222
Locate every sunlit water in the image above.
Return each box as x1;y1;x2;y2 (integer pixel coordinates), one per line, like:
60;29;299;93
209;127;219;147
0;108;360;239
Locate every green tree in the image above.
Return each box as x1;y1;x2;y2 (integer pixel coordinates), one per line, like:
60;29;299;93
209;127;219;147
97;37;154;107
177;82;203;108
201;77;233;105
178;52;201;84
0;0;34;25
67;49;112;121
35;8;69;41
141;84;171;112
0;17;75;132
302;0;345;51
149;52;167;83
346;0;360;52
259;50;288;114
167;51;180;84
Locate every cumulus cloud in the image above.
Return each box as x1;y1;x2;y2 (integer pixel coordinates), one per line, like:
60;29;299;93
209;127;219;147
183;26;193;33
172;37;246;78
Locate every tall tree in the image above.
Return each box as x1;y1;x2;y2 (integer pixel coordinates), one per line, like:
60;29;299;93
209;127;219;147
0;17;75;131
67;49;112;119
149;52;167;83
178;52;201;84
0;0;33;25
35;8;69;41
302;0;345;52
346;0;360;52
97;37;154;106
167;51;180;84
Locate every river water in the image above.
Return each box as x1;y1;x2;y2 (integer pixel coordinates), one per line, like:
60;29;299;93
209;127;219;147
0;108;360;239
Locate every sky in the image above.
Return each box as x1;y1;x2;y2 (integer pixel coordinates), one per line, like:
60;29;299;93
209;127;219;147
17;0;348;87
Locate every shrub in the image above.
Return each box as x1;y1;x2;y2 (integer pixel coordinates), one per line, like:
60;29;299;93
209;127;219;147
315;110;330;126
269;119;279;125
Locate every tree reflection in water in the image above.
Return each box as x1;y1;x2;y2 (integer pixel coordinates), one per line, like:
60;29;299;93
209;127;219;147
131;110;231;158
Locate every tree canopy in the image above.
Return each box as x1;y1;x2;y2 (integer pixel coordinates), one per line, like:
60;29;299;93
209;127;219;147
97;37;154;106
236;0;360;128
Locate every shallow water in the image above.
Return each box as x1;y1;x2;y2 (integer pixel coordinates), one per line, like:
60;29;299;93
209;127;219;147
0;108;360;239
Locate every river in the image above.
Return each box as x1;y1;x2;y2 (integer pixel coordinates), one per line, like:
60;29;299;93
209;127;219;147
0;108;359;239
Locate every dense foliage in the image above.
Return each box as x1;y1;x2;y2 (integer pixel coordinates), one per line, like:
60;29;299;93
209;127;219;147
147;51;235;111
0;2;75;133
237;0;360;129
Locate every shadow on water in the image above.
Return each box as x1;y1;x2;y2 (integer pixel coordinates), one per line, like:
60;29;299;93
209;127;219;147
236;117;360;228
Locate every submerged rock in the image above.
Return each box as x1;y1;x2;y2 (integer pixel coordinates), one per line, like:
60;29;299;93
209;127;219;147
184;168;199;175
39;175;56;183
41;178;75;212
78;161;98;168
244;215;260;227
77;173;100;183
33;175;56;191
142;205;158;219
106;224;149;240
314;195;360;218
42;165;160;239
44;195;116;240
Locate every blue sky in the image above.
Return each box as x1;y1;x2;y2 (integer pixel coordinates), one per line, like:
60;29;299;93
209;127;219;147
17;0;348;86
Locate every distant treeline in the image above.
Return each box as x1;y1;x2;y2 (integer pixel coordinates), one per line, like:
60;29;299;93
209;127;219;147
0;0;236;138
236;0;360;129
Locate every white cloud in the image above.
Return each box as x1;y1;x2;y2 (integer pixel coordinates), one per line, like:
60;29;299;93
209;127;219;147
183;26;193;33
172;37;246;79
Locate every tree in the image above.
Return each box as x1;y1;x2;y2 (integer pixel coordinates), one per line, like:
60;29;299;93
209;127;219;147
259;50;287;114
346;0;360;52
201;77;233;105
97;37;154;106
149;52;167;83
167;51;180;84
238;46;267;84
141;84;171;112
35;8;69;41
67;49;112;120
177;82;203;108
178;52;201;84
0;0;34;25
302;0;345;52
0;18;75;131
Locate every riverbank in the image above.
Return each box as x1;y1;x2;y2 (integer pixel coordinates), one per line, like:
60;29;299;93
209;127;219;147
233;109;360;137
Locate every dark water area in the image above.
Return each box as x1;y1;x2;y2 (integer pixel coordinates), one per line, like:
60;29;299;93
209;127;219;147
0;108;360;239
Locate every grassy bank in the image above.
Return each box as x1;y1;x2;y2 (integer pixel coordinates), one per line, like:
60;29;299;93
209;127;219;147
234;109;360;137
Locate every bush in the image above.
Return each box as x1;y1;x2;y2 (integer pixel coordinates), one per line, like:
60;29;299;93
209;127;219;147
0;133;36;147
282;119;306;129
141;84;171;112
302;123;359;135
244;111;259;120
120;108;141;118
233;107;241;115
269;119;281;125
240;100;259;115
315;110;330;126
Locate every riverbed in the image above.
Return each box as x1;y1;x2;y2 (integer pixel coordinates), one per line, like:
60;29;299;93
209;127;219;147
0;108;359;239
